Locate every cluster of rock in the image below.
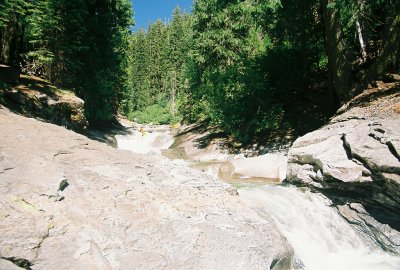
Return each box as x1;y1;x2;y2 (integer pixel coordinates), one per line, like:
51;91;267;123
0;65;88;132
286;78;400;253
0;106;293;270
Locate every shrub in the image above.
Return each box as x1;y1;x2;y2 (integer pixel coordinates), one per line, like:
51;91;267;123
130;103;173;125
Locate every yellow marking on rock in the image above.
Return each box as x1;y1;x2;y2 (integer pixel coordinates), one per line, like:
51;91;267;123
10;195;44;212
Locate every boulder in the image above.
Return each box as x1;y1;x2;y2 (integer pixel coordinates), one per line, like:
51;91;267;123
289;134;368;184
4;90;28;105
286;108;400;252
1;75;88;131
231;154;287;181
382;73;400;83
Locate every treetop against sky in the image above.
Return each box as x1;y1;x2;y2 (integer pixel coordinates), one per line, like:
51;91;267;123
131;0;192;31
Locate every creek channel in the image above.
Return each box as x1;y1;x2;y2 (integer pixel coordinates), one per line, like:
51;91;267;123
115;125;400;270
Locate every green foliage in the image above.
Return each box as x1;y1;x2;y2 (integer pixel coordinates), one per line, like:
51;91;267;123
1;0;134;124
0;0;27;29
182;0;282;141
330;0;390;62
79;0;134;122
130;104;174;125
0;81;10;90
124;7;192;124
23;0;89;87
2;0;393;140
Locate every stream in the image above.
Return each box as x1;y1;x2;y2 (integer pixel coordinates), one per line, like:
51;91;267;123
115;127;400;270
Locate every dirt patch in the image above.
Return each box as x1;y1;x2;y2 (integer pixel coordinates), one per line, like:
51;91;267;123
338;77;400;119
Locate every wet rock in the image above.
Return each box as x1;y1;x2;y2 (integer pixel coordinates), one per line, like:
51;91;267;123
270;254;294;270
335;203;400;253
231;154;287;182
292;255;307;270
225;186;239;196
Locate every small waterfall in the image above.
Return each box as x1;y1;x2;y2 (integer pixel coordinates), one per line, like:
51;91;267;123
115;127;174;154
239;185;400;270
115;128;400;270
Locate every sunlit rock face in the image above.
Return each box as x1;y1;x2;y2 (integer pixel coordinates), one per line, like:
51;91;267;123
0;106;293;270
287;95;400;253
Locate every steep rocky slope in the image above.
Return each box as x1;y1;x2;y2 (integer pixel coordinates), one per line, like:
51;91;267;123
0;71;88;132
0;106;293;270
287;77;400;253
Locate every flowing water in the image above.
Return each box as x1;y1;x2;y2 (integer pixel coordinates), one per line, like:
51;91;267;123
115;126;174;154
239;185;400;270
116;128;400;270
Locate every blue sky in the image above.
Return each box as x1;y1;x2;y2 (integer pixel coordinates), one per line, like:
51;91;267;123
131;0;193;31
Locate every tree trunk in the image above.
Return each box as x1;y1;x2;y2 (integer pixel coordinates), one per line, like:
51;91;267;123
0;23;14;65
356;0;367;63
321;0;352;103
0;14;21;67
367;2;400;79
356;20;367;63
0;28;3;63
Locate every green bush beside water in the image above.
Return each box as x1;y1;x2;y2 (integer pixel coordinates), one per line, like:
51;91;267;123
129;103;175;125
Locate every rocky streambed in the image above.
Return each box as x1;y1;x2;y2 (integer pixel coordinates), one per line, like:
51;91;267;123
1;77;399;270
115;117;400;270
0;106;293;270
287;80;400;255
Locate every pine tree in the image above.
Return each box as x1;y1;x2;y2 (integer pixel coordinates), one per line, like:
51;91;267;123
147;20;168;103
78;0;133;122
125;7;193;124
184;0;275;141
26;0;88;87
130;29;151;111
25;0;133;122
0;0;29;65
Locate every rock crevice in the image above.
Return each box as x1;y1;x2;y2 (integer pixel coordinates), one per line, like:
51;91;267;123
0;105;293;269
286;86;400;253
1;256;33;270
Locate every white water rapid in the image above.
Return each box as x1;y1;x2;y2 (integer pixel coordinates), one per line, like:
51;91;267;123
115;126;174;154
239;185;400;270
115;128;400;270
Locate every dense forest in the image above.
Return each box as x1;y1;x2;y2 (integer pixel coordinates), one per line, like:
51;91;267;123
0;0;133;123
123;6;192;124
1;0;399;141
